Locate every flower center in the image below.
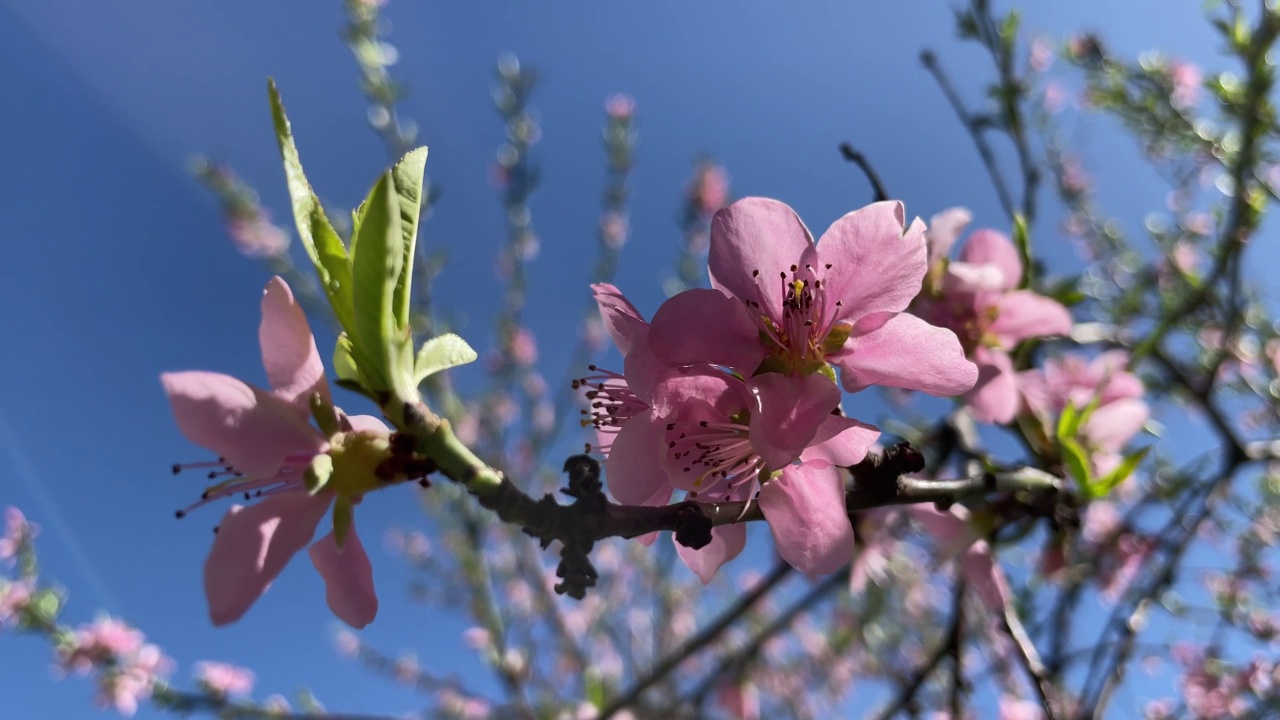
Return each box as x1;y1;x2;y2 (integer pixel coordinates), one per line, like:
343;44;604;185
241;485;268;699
750;264;847;375
665;412;764;498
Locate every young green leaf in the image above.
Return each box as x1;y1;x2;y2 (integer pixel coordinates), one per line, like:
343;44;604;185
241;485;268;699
349;147;428;335
1012;212;1032;289
267;79;356;333
414;333;478;384
1060;436;1094;490
332;497;354;548
349;170;406;394
1087;446;1151;499
390;148;428;332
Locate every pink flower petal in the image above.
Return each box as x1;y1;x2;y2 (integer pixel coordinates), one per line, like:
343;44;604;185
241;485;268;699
203;491;332;626
959;228;1022;290
944;261;1008;293
962;541;1013;612
675;523;746;584
1083;398;1148;454
309;526;379;629
759;464;855;574
591;283;648;357
259;277;328;413
748;374;841;469
818;202;928;318
708;197;815;320
648;288;764;373
965;346;1020;424
650;366;751;419
801;414;880;467
907;505;982;548
989;291;1072;347
834;313;978;396
926;207;972;267
344;414;389;434
162;371;326;477
1017;368;1053;420
605;410;671;504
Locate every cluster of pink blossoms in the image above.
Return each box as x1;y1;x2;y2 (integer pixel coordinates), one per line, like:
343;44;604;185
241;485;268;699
913;207;1074;424
55;616;173;716
586;197;979;580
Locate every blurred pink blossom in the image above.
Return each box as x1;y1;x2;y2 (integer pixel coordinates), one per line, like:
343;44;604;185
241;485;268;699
226;216;290;258
1168;60;1202;109
689;162;730;215
0;580;32;627
0;506;36;563
194;661;255;697
604;93;635;121
1029;36;1054;73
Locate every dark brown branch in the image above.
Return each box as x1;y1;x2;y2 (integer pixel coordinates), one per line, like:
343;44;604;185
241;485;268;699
839;143;890;202
998;593;1061;720
920;50;1017;221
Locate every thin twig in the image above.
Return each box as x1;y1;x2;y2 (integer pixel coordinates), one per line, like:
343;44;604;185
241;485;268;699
839;143;890;202
597;561;793;719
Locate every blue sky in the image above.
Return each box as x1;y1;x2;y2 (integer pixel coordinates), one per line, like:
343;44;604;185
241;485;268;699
0;0;1245;717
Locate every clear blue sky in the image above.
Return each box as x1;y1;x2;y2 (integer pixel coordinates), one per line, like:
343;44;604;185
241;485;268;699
0;1;1242;716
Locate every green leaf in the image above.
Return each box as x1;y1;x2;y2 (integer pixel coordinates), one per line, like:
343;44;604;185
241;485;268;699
349;148;428;335
267;80;356;333
584;669;605;709
332;497;353;548
1012;213;1032;288
1060;436;1094;490
1055;401;1081;442
1087;446;1150;499
350;169;407;394
389;148;428;331
414;333;478;384
332;333;364;391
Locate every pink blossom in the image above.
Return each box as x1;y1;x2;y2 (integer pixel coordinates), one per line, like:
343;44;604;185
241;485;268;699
604;93;635;121
0;580;32;627
1020;351;1148;475
1029;36;1054;73
162;277;387;628
580;283;671;510
1000;696;1044;720
194;661;255;697
915;210;1073;423
689;162;730;215
55;618;172;716
650;198;977;397
226;216;290;258
652;366;878;577
599;210;629;249
717;682;761;720
1042;81;1067;113
334;629;361;658
0;506;36;563
59;617;146;674
97;643;172;717
1098;533;1153;602
510;326;539;365
462;627;492;650
908;505;1013;613
1168;60;1202;109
